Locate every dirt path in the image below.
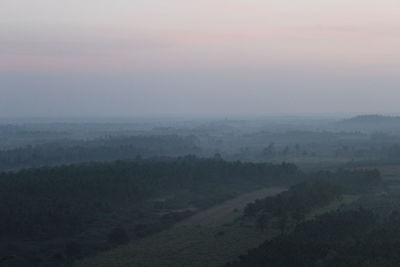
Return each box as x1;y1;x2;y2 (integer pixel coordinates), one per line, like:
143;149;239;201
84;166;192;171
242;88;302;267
177;187;286;227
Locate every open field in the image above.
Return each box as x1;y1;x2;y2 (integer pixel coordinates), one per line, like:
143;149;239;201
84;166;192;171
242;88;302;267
177;187;286;227
76;184;364;267
307;195;360;219
76;225;276;267
76;187;285;267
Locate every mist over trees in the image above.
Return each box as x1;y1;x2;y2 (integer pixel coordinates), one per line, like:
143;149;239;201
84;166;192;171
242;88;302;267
1;115;400;267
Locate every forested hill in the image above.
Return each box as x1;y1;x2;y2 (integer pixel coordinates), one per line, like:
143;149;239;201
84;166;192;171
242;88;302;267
337;115;400;133
339;114;400;132
342;114;400;124
0;135;200;171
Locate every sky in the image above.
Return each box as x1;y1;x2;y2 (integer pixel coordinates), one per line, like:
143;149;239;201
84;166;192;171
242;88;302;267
1;0;400;117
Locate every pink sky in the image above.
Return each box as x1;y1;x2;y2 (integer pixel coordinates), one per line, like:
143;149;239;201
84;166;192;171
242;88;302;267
1;0;400;72
1;0;400;116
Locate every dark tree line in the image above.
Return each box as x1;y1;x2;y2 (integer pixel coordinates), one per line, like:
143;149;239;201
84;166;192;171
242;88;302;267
224;168;393;267
0;135;200;171
311;169;381;192
0;157;299;239
243;181;343;233
226;208;379;267
226;207;400;267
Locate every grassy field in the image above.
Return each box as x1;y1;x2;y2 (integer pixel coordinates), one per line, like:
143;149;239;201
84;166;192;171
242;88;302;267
307;195;360;219
75;225;277;267
177;187;285;227
75;187;285;267
75;185;362;267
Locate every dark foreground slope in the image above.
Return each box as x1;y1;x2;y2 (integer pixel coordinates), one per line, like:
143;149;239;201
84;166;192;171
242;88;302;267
75;187;285;267
76;171;381;267
0;157;299;267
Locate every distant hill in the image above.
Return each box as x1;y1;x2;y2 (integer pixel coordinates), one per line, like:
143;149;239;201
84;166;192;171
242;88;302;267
337;115;400;133
341;114;400;124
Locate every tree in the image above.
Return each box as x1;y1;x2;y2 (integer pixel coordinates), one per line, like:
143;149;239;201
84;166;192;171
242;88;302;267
277;212;288;235
292;208;306;225
107;227;130;245
256;213;270;232
65;241;82;259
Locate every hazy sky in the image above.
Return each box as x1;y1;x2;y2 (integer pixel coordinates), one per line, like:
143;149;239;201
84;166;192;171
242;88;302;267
1;0;400;117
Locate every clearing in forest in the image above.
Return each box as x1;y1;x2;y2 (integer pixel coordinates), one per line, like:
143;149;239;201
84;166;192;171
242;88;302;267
177;187;286;227
76;187;285;267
